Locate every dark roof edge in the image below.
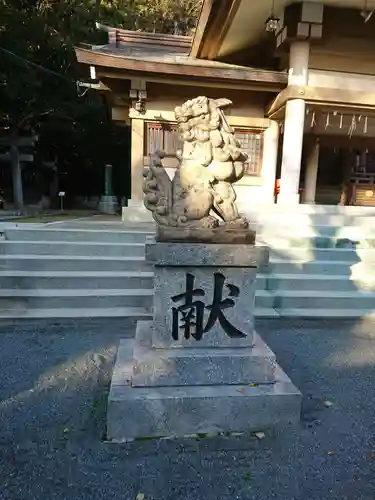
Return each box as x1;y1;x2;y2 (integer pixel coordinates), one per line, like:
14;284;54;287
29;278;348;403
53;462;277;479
75;46;287;87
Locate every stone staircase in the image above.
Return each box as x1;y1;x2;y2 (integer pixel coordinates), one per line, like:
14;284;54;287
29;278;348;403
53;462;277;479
0;223;153;320
1;205;375;320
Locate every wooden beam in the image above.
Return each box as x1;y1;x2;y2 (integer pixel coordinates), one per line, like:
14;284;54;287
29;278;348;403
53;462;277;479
316;134;375;149
190;0;216;58
191;0;241;60
204;0;242;60
267;85;375;117
268;104;286;121
78;80;110;91
267;87;293;116
128;107;271;130
97;69;286;93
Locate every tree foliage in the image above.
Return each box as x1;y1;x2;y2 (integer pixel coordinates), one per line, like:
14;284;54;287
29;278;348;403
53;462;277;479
115;0;203;35
0;0;203;128
0;0;202;204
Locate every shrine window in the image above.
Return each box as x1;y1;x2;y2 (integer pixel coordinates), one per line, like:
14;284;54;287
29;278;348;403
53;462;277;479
145;122;264;176
145;122;182;157
233;128;264;177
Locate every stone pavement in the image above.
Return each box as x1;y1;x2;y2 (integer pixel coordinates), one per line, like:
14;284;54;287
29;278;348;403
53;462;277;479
1;318;375;500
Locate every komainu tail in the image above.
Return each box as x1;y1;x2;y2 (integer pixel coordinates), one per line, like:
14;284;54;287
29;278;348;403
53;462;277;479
143;152;173;225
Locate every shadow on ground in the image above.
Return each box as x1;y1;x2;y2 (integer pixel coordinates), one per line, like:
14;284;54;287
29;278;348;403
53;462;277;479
1;318;375;500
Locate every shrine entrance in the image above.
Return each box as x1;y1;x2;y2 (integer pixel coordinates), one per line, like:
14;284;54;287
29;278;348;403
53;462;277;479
297;108;375;206
313;138;375;206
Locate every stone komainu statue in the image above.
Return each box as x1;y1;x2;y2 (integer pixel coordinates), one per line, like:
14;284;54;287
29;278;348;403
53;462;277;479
143;96;252;241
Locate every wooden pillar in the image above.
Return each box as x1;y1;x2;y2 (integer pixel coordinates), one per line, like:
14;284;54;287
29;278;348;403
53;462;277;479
278;41;310;205
261;121;280;203
304;139;319;203
130;118;145;201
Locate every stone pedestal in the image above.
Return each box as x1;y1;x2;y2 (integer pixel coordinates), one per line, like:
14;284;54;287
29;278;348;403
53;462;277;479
99;164;119;214
99;195;118;215
107;242;301;441
122;200;154;223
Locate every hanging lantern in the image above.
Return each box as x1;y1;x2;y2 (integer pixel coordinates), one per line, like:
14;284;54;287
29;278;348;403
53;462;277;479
265;0;280;32
265;16;280;32
360;0;374;22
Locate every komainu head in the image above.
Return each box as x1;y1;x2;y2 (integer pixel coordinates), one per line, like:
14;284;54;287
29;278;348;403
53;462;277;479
174;96;233;142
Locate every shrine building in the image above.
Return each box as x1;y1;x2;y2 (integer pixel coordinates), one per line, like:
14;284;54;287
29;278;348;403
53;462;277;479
75;0;375;209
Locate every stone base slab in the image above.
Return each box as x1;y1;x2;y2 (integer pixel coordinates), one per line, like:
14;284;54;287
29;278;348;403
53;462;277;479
128;321;276;387
276;193;301;205
107;337;302;441
146;242;269;268
156;226;256;244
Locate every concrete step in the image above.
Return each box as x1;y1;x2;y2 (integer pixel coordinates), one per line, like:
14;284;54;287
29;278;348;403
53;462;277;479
6;225;375;251
6;240;375;262
4;228;153;243
259;233;375;250
254;308;279;318
0;306;276;320
0;289;153;309
267;247;375;263
5;254;353;275
0;271;370;294
0;271;154;289
4;242;375;264
57;221;156;232
122;203;375;226
261;227;375;240
268;259;372;275
248;213;375;228
0;306;151;320
90;214;375;233
0;255;151;272
1;303;374;319
274;308;375;319
255;291;275;309
261;273;375;292
2;239;375;262
261;289;375;310
0;283;373;318
0;241;145;257
0;288;271;310
242;204;375;216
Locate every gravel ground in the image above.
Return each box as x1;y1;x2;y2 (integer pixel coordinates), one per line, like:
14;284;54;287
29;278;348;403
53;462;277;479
1;318;375;500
